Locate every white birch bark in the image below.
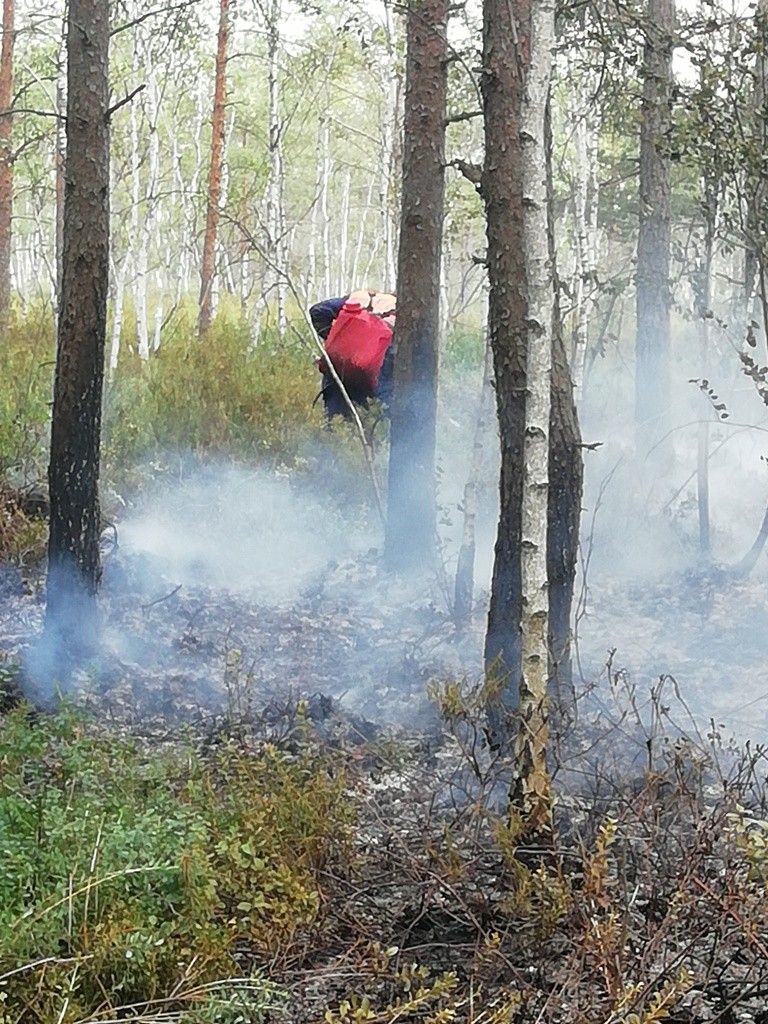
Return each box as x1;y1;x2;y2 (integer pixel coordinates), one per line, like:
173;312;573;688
567;51;600;396
351;174;376;287
380;0;402;287
320;115;332;296
54;2;67;324
129;34;149;361
513;0;555;826
109;255;126;381
264;0;287;337
338;167;352;292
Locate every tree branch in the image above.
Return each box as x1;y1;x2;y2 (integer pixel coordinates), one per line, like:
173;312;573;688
110;0;201;37
450;158;483;186
445;109;482;126
106;84;146;122
0;107;63;120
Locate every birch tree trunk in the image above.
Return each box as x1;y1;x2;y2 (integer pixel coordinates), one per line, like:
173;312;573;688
745;0;768;354
263;0;287;338
454;339;494;626
320;116;332;296
509;0;555;826
380;0;403;288
198;0;230;338
568;57;600;396
45;0;109;654
0;0;14;329
108;255;125;382
483;0;582;779
129;38;149;360
482;0;528;726
383;0;448;572
635;0;675;448
696;177;716;559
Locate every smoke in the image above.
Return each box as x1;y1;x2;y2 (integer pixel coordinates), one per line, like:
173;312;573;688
572;306;768;741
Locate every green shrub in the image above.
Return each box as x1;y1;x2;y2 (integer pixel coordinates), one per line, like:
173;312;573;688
0;708;355;1021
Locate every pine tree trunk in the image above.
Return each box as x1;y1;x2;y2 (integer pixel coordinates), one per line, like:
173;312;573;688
546;100;583;714
46;0;109;652
198;0;230;338
0;0;14;329
635;0;675;447
383;0;447;573
482;0;528;732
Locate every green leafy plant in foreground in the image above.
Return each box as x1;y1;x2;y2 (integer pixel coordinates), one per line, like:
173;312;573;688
0;708;354;1022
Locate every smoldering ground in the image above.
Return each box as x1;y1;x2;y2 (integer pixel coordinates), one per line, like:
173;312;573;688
6;455;482;730
2;333;768;744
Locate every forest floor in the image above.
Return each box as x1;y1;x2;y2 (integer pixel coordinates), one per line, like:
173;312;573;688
2;462;768;1021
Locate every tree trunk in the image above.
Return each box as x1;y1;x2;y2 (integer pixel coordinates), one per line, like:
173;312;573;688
635;0;675;448
510;0;556;825
696;176;716;560
546;100;583;714
130;47;149;361
383;0;448;573
55;4;67;319
483;5;583;757
198;0;230;338
264;0;287;339
0;0;14;329
45;0;109;652
482;0;528;730
454;340;494;627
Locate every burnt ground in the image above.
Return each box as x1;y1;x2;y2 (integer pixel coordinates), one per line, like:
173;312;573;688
0;547;482;733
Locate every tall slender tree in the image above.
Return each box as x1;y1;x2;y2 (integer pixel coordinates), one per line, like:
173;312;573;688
482;0;582;777
0;0;14;329
198;0;230;338
635;0;675;447
46;0;109;650
384;0;448;572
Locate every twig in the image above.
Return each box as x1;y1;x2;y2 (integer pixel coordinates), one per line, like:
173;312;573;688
141;584;183;611
106;84;147;121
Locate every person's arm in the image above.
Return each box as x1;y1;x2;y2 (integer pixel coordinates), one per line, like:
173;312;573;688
309;296;348;340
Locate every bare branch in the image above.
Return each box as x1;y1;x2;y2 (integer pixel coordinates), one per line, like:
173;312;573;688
445;109;482;126
450;158;483;186
106;84;147;122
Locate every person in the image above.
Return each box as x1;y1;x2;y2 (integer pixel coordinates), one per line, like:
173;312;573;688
309;289;396;420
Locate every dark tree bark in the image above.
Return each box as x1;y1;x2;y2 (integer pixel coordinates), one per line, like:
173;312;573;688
45;0;109;651
0;0;14;329
481;0;528;725
384;0;447;572
198;0;230;338
482;1;582;741
546;101;583;706
635;0;675;445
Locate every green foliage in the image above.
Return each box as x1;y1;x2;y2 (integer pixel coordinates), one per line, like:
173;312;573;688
104;297;324;470
0;708;354;1021
0;304;53;483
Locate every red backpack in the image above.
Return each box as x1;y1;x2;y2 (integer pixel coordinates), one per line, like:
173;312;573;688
317;302;393;392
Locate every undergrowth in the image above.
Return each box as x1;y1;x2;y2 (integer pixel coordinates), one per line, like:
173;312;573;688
0;706;354;1021
2;694;768;1022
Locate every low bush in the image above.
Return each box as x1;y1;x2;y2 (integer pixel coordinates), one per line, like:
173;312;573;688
0;707;354;1021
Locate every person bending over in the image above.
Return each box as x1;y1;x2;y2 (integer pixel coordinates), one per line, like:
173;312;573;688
309;289;396;420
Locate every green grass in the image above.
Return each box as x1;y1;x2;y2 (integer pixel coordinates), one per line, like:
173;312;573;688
0;706;354;1021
